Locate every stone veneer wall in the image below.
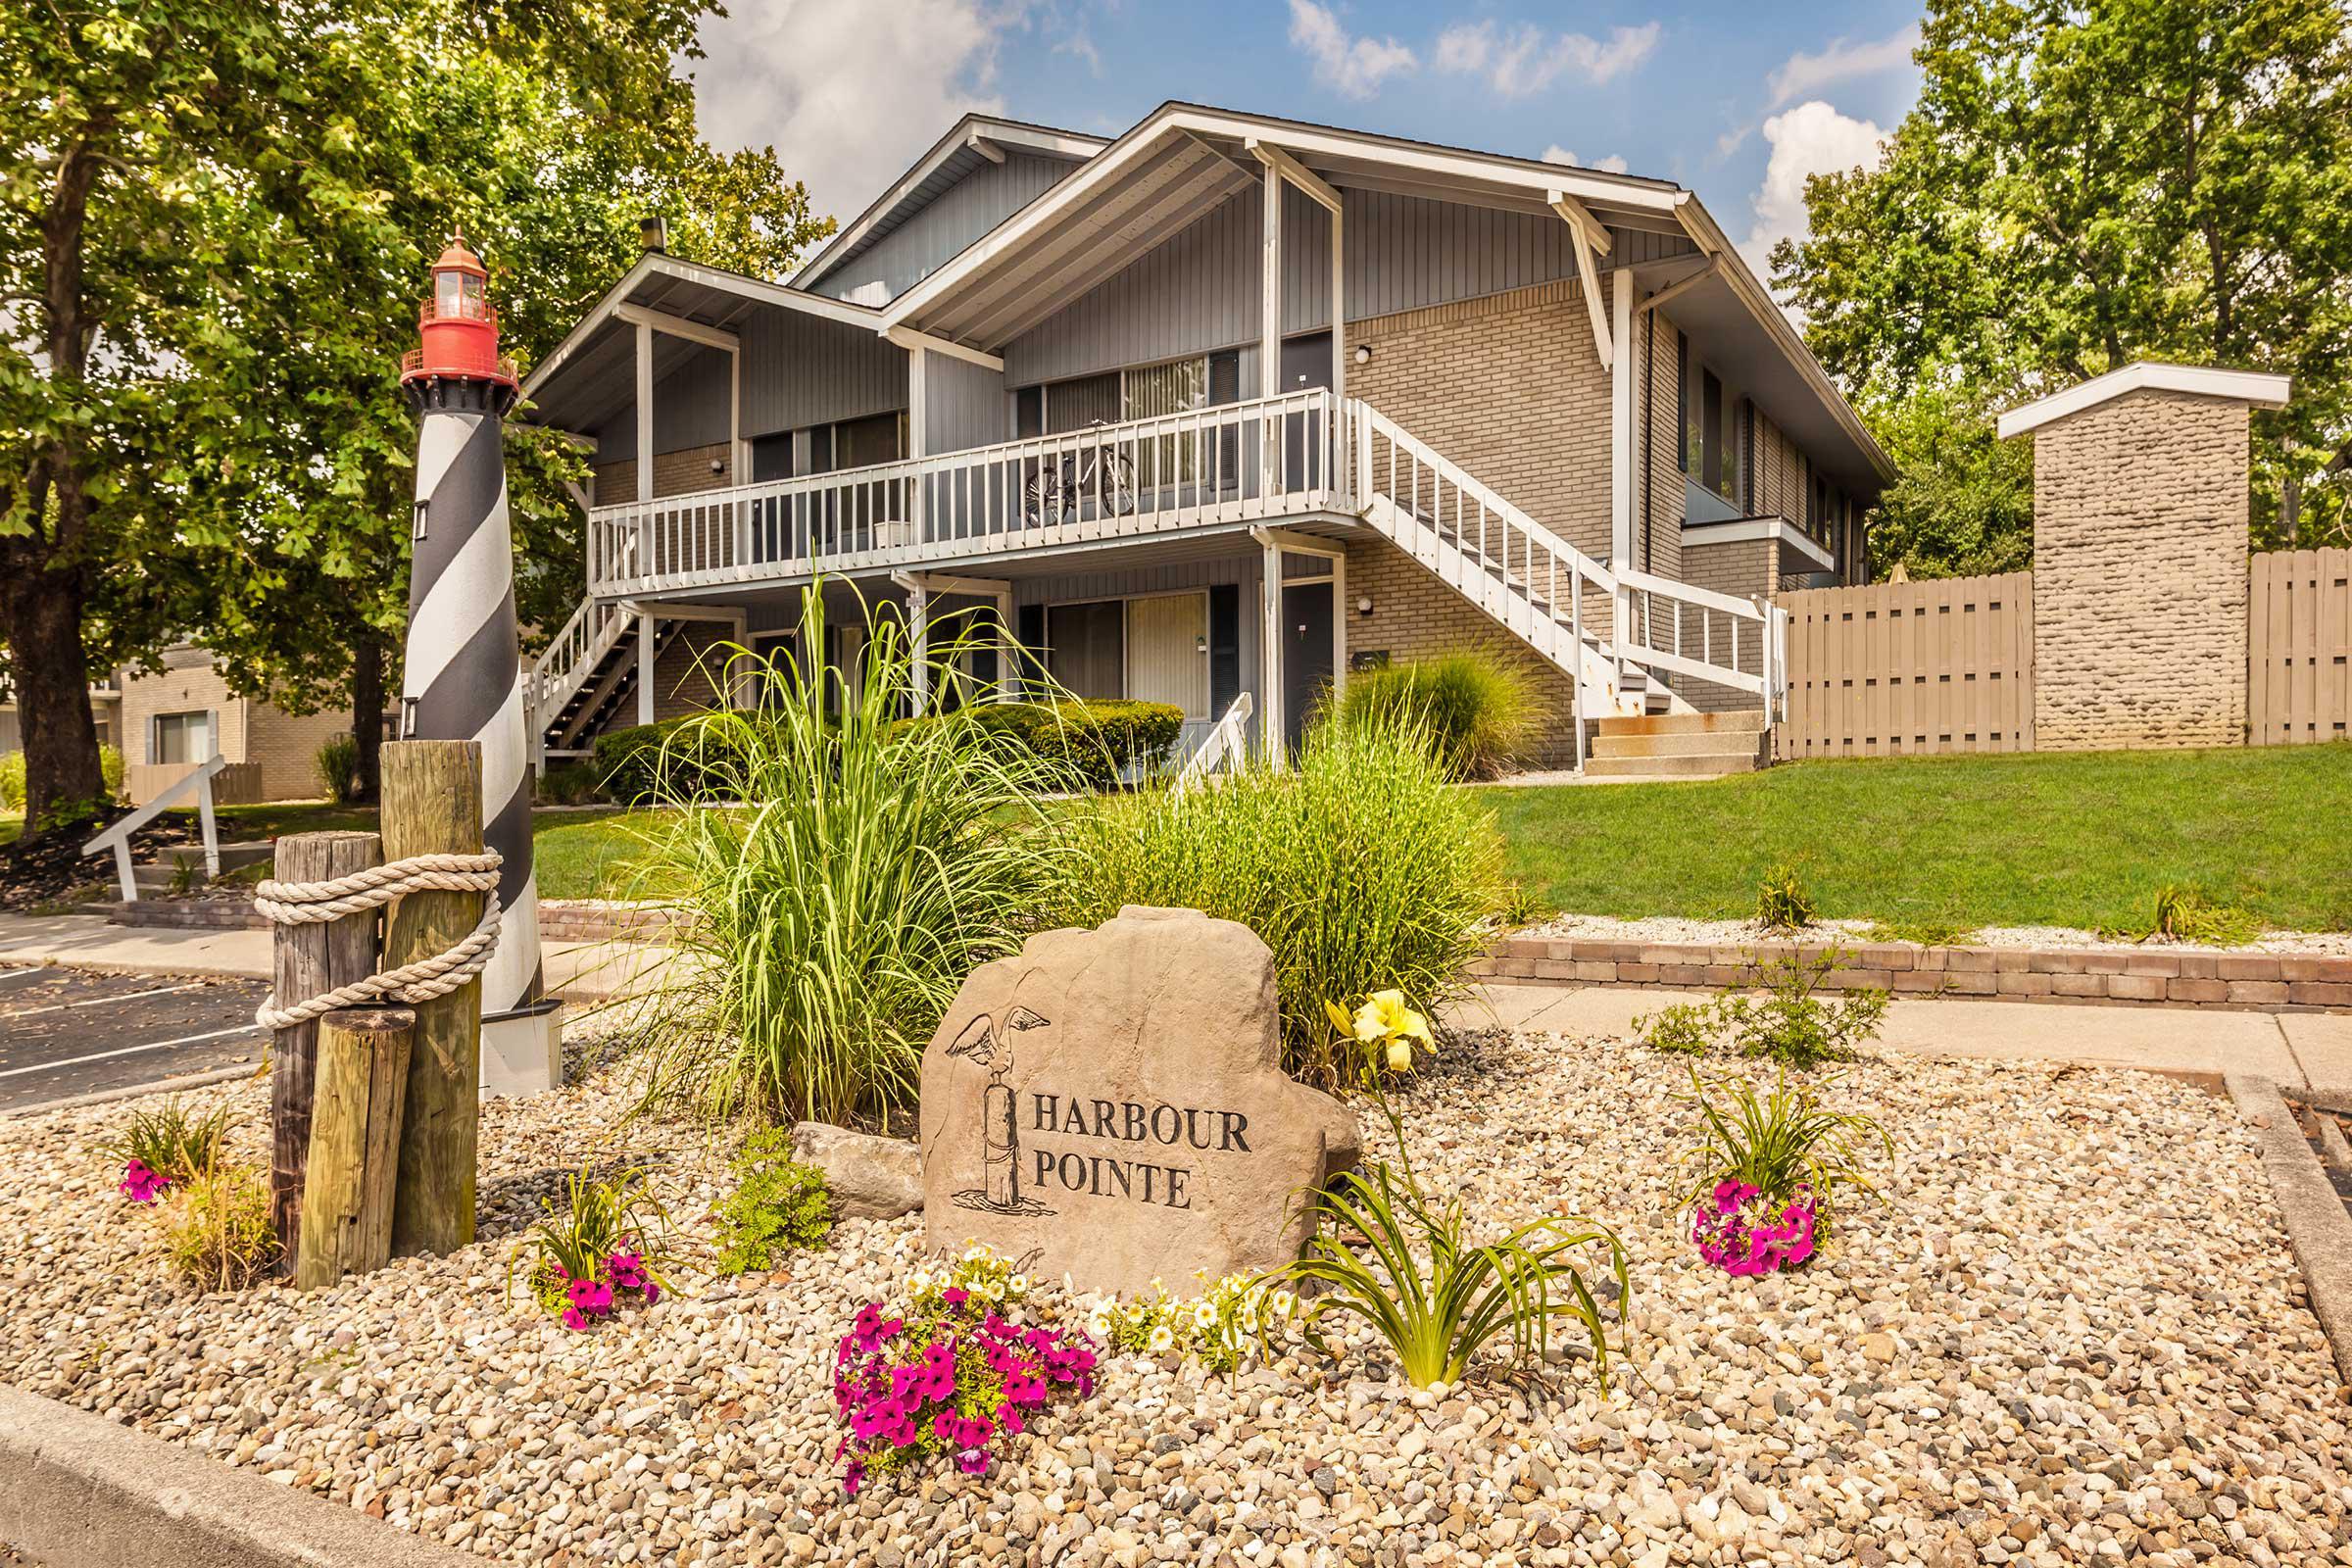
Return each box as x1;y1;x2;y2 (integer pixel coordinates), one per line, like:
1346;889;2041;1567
2030;388;2250;750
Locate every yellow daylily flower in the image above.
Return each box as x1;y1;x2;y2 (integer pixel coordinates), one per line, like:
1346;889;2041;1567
1386;1038;1414;1072
1357;990;1434;1050
1324;999;1358;1041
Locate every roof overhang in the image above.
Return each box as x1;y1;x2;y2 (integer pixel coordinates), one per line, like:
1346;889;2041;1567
791;114;1107;293
520;253;882;434
879;102;1690;351
1996;362;2293;439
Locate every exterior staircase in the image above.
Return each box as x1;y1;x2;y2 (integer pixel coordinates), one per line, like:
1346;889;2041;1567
528;601;681;760
1586;710;1770;779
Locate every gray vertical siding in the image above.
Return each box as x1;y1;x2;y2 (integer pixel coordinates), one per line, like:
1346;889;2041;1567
1003;186;1696;386
921;350;1008;454
808;153;1078;304
593;342;732;462
740;302;907;435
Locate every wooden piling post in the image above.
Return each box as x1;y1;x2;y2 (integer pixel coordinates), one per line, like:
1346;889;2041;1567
295;1006;415;1290
383;740;484;1257
269;830;382;1273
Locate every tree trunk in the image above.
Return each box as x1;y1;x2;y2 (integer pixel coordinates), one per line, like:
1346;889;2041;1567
351;627;385;806
0;555;105;838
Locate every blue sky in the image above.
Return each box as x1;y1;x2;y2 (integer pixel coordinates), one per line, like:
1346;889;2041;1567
691;1;1928;291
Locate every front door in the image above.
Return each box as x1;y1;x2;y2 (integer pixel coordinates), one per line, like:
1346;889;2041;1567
1125;592;1209;719
1280;580;1335;753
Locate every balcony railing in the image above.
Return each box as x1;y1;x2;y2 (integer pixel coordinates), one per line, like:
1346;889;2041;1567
587;388;1345;597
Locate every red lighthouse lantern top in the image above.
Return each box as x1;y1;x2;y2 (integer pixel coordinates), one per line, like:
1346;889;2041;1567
401;231;516;391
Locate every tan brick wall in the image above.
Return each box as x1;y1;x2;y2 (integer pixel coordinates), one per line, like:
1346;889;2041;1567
1343;536;1582;766
590;441;736;506
1640;312;1685;583
120;651;249;772
2030;388;2250;750
1346;278;1611;564
247;702;358;801
1673;539;1774;713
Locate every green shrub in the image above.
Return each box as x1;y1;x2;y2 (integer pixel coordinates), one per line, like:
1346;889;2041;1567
1265;1098;1627;1390
1861;918;1980;948
536;760;605;806
159;1161;276;1291
100;743;123;802
631;586;1085;1126
1064;712;1505;1094
1634;951;1888;1069
1755;858;1817;933
904;698;1184;789
594;716;728;805
714;1128;835;1272
1634;999;1719;1054
103;1097;235;1187
315;733;361;805
1680;1064;1890;1241
0;752;22;812
1329;650;1539;780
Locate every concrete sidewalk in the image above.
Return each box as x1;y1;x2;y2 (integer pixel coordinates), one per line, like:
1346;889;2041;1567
1446;982;2352;1097
0;913;670;1004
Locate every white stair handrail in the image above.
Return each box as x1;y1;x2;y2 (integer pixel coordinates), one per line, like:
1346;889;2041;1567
527;598;630;723
82;754;227;903
1173;692;1254;796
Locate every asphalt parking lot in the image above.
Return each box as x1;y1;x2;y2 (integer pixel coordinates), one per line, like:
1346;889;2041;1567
0;964;270;1112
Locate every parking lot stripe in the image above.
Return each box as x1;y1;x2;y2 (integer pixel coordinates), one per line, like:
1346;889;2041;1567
0;966;52;987
0;1022;264;1079
3;981;206;1018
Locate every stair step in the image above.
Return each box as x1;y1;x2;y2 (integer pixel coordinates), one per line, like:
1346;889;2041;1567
1591;731;1768;760
1595;710;1769;738
1584;752;1759;778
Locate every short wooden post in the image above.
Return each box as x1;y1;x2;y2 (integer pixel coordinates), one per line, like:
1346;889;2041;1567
294;1005;415;1289
269;829;382;1273
383;740;484;1257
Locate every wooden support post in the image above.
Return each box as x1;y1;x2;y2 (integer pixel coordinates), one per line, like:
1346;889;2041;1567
269;829;382;1273
383;739;483;1258
295;1005;415;1290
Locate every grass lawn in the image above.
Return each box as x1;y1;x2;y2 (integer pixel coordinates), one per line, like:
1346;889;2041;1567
1486;742;2352;935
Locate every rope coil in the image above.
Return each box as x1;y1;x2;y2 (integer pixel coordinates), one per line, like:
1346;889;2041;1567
253;850;503;1031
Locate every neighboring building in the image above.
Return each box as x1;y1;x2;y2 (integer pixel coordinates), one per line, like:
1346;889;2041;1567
116;647;355;805
518;104;1892;768
0;678;121;761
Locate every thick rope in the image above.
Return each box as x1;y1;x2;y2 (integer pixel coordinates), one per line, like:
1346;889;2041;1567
252;850;503;1031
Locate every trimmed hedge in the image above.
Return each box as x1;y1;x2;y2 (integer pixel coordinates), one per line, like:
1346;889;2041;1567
906;699;1186;789
592;716;724;804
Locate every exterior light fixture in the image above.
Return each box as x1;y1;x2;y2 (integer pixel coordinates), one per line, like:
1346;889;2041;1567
710;457;726;474
1353;344;1372;365
1356;595;1374;616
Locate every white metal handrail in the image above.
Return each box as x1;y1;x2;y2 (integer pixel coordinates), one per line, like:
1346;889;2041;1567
1173;691;1254;795
587;389;1343;596
82;753;227;903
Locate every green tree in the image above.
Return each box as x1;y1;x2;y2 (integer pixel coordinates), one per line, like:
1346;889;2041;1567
1776;0;2352;574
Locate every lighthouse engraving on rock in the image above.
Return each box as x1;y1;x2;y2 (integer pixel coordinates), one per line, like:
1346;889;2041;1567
397;234;563;1095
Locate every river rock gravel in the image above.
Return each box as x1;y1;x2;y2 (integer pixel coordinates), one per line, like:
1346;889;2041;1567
3;1026;2348;1567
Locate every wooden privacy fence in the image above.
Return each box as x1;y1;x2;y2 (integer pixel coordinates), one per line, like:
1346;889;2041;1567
2247;548;2351;746
1775;572;2035;760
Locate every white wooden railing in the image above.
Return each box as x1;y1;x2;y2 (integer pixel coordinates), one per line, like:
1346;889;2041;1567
527;597;631;729
1173;692;1255;796
83;753;227;902
587;389;1343;597
1618;567;1782;702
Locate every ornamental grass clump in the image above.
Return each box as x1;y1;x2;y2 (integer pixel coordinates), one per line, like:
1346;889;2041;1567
105;1098;235;1202
511;1168;675;1331
1755;858;1818;933
630;584;1085;1127
1329;650;1541;780
833;1244;1098;1494
158;1159;276;1291
1681;1064;1889;1278
1065;713;1504;1094
1264;1098;1628;1391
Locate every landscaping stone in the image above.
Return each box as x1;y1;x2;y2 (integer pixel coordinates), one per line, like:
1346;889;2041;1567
786;1122;920;1220
917;906;1358;1296
2;1012;2348;1566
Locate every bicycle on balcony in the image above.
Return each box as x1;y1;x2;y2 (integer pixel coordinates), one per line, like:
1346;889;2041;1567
1022;419;1138;526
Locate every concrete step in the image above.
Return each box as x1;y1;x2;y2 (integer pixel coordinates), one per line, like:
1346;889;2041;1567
1595;710;1768;738
1591;731;1769;760
1584;752;1760;778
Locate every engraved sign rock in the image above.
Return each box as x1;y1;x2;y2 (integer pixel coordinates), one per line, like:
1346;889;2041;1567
919;906;1360;1296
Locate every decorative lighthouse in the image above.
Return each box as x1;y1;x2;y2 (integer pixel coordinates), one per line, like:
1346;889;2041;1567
399;235;561;1095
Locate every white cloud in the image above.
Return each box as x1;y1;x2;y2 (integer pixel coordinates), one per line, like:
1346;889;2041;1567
1765;25;1920;110
1288;0;1419;99
1434;20;1659;97
1740;101;1886;280
1541;145;1629;175
688;0;1023;227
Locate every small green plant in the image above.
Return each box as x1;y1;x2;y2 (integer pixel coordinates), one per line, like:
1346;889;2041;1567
100;743;123;802
1328;649;1540;780
510;1167;676;1330
158;1160;277;1291
167;856;207;895
103;1098;235;1189
1263;1098;1627;1391
1754;859;1818;933
1634;999;1720;1054
315;733;361;805
1860;918;1981;948
2137;884;2261;947
1498;881;1553;928
0;750;21;811
1088;1272;1297;1374
714;1129;835;1273
1634;952;1888;1069
535;760;605;806
1682;1064;1889;1220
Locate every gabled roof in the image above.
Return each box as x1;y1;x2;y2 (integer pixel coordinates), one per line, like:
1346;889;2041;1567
1997;362;2292;438
790;113;1106;294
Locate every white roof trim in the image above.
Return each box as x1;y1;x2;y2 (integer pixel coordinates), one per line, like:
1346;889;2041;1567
522;254;878;400
879;103;1681;330
1997;362;2292;438
791;117;1107;289
1681;515;1837;572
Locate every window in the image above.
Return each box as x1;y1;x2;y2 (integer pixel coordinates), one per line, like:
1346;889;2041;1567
1123;356;1208;487
1700;368;1723;495
152;710;212;765
1676;335;1690;474
1690;364;1746;510
1044;600;1124;700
